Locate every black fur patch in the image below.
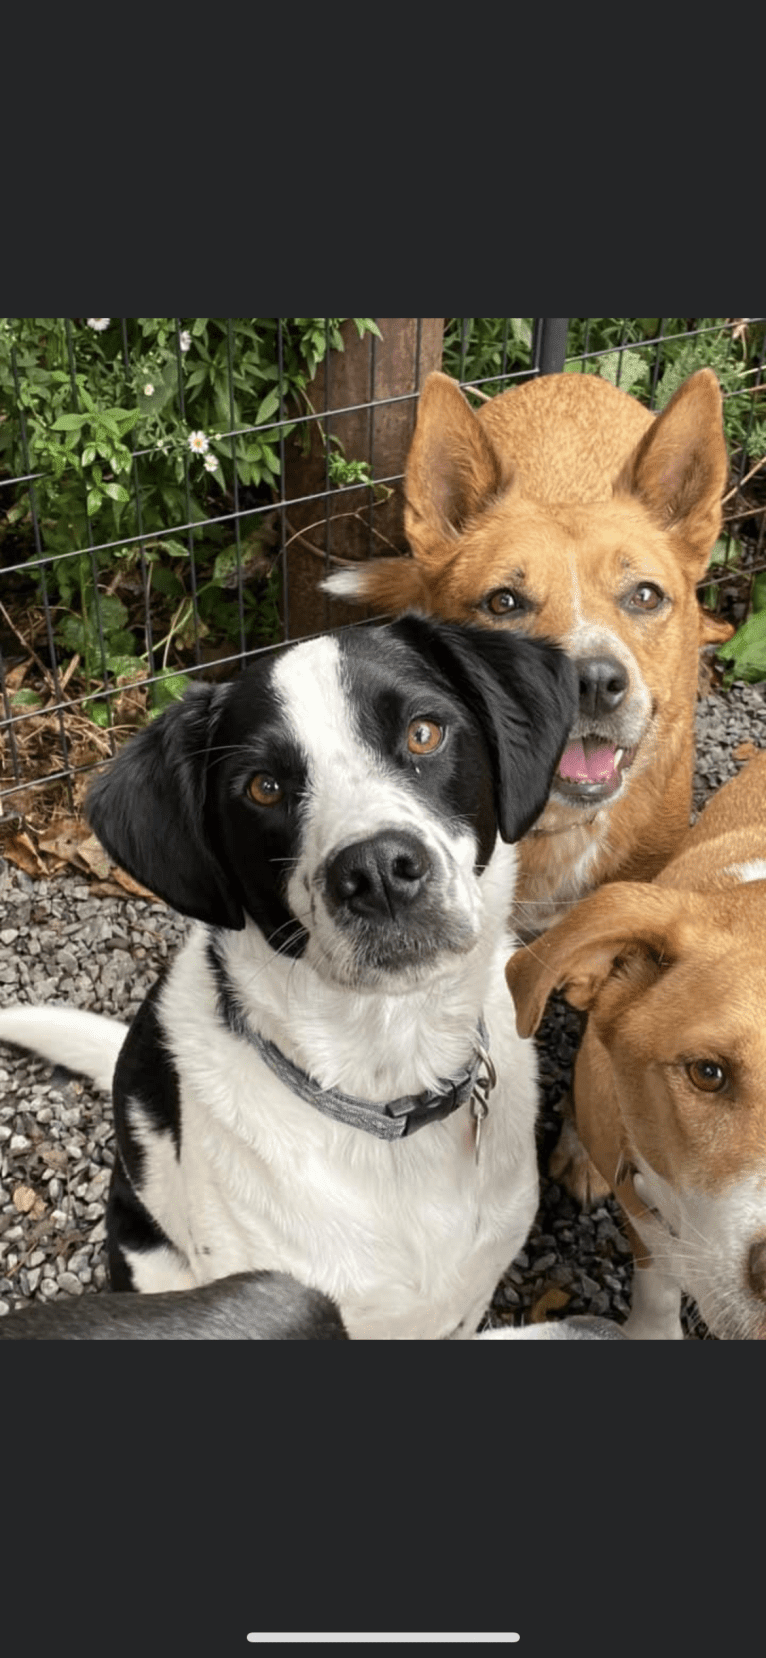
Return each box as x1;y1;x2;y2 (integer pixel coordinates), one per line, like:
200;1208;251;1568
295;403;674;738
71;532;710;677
112;973;182;1182
106;1152;179;1291
337;625;499;869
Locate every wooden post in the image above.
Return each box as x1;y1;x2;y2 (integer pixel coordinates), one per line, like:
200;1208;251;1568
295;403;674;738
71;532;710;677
279;318;444;640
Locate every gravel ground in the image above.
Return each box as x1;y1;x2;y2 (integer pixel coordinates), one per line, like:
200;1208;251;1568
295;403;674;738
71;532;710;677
0;678;763;1334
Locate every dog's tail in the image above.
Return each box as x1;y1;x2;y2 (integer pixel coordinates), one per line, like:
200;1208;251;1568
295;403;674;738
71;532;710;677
0;1006;127;1093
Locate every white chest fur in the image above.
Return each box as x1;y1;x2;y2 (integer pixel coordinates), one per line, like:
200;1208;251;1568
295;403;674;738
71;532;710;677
124;903;539;1340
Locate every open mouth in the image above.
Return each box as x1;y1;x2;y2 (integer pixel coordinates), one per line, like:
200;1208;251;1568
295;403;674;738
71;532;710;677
553;736;637;802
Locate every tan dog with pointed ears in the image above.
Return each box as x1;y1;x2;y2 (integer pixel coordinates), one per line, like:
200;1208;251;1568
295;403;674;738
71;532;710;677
325;368;733;940
506;752;766;1340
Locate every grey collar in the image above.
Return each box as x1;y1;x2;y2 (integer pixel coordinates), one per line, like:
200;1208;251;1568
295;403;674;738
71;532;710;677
207;939;494;1142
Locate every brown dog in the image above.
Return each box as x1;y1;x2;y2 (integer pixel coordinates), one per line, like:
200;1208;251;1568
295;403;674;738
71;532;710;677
506;753;766;1340
325;368;732;939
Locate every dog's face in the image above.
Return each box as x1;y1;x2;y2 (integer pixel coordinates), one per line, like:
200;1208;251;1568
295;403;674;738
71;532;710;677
325;370;732;830
87;616;575;992
507;881;766;1339
389;497;695;818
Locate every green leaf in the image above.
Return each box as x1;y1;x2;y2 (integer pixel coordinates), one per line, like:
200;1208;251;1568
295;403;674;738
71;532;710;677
155;538;190;560
82;444;97;467
596;349;647;396
104;630;136;655
212;544;243;585
87;487;103;516
87;702;111;727
716;610;766;684
5;499;29;526
105;653;142;679
510;317;533;350
149;565;184;598
708;536;741;569
10;688;43;708
114;408;141;437
92;594;129;633
255;387;281;426
151;671;190;714
752;571;766;613
103;481;130;503
51;412;87;431
94;415;121;440
58;615;89;652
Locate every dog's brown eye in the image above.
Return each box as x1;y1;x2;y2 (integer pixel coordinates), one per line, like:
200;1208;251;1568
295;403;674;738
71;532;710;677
248;773;283;807
407;719;443;755
485;589;522;616
629;583;664;611
686;1059;728;1094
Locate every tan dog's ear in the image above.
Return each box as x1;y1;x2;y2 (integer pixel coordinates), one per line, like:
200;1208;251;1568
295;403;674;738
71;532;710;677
612;368;728;576
506;883;692;1038
321;556;432;613
698;608;735;647
404;373;512;560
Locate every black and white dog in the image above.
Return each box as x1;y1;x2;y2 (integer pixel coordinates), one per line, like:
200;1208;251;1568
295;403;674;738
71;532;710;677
0;1270;349;1340
0;616;575;1339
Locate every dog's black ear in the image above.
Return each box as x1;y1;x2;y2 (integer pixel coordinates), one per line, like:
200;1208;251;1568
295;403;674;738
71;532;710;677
391;615;577;843
86;685;244;929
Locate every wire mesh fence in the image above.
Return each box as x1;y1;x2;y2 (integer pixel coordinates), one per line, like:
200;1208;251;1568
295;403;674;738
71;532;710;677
1;317;764;849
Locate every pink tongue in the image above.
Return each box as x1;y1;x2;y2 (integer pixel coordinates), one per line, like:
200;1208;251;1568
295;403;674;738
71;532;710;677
558;740;616;783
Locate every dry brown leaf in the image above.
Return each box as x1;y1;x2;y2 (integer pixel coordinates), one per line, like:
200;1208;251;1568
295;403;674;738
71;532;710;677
108;866;158;901
13;1184;46;1219
1;828;46;878
733;741;762;762
6;661;30;691
73;834;113;880
529;1286;571;1324
37;818;92;861
40;1145;68;1172
88;880;137;899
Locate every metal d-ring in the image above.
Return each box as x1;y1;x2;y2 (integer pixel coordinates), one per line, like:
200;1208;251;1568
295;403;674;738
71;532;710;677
470;1038;497;1164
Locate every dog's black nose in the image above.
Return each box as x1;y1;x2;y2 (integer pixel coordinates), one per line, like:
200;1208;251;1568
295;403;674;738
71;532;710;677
575;655;629;720
748;1239;766;1301
325;830;432;920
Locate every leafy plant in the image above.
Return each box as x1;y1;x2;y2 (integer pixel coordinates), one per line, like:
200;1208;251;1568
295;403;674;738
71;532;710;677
445;317;766;681
442;318;533;385
715;572;766;685
564;318;766;461
0;318;381;717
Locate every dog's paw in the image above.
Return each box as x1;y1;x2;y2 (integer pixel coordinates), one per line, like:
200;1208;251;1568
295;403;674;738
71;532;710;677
548;1116;611;1206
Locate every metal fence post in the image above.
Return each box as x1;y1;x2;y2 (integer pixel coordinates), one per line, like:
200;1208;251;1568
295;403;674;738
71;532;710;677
535;318;569;375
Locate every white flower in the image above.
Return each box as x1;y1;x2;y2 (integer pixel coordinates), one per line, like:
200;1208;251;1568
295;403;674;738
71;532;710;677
179;330;192;353
203;453;218;472
86;318;110;332
143;382;155;397
188;430;209;455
